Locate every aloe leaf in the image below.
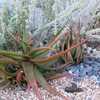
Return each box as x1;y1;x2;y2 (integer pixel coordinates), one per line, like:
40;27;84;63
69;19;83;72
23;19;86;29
31;50;48;58
22;62;43;100
0;64;5;69
48;29;68;47
76;47;82;63
53;25;65;36
0;50;23;61
75;36;82;63
33;80;43;100
31;47;55;52
36;58;57;70
66;36;73;62
0;57;17;64
71;47;77;63
31;39;86;64
22;62;34;81
37;61;72;72
30;47;55;58
1;54;23;61
0;50;23;57
34;67;68;100
37;64;55;71
16;70;24;82
47;72;73;80
34;67;47;89
0;69;10;89
28;79;43;100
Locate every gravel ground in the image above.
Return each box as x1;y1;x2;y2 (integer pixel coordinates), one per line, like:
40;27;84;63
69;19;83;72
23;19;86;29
0;77;100;100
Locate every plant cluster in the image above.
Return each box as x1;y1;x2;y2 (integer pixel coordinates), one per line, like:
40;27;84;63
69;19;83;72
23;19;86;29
0;0;86;100
0;27;86;100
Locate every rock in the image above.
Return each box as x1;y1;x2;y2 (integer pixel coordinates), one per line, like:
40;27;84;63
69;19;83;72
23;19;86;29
92;92;100;100
0;97;5;100
97;76;100;85
90;75;98;81
79;69;87;77
86;67;93;76
93;62;100;67
69;67;79;74
86;96;92;100
73;77;81;82
65;82;83;93
67;57;100;82
96;58;100;63
84;60;93;65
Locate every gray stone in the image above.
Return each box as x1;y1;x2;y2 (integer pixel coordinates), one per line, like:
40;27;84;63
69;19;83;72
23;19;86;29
96;58;100;63
65;82;83;93
68;57;100;81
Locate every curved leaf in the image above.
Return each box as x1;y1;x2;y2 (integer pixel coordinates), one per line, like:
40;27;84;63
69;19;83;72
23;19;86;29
31;39;86;63
0;57;17;64
34;67;69;100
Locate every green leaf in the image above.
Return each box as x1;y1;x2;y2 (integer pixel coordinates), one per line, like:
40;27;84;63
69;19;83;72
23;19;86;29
36;58;57;70
30;47;55;58
34;67;47;89
22;62;43;100
0;64;5;69
22;62;34;81
31;50;48;58
0;57;17;64
34;67;68;99
0;50;23;57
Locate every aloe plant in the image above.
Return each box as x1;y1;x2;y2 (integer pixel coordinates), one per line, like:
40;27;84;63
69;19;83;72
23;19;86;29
0;0;86;100
0;25;86;100
0;28;86;100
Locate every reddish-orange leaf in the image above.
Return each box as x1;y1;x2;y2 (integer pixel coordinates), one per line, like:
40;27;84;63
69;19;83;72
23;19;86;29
27;79;43;100
16;70;24;82
31;39;86;63
48;31;68;47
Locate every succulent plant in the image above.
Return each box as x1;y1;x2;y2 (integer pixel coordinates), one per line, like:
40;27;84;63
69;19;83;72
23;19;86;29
0;0;87;100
